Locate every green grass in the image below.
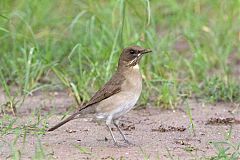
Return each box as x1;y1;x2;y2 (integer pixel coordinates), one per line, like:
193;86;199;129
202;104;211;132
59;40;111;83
0;112;50;159
1;0;240;109
208;127;240;160
0;115;47;137
198;76;240;103
209;141;240;160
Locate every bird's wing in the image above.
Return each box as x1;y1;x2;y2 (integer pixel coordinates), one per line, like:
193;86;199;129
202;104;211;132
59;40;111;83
47;73;125;131
80;72;125;110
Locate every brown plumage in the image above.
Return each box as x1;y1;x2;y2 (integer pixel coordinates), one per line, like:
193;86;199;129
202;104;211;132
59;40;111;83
47;73;125;131
48;45;151;145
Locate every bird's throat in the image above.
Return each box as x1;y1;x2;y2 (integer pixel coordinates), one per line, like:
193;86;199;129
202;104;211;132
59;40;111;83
133;64;139;69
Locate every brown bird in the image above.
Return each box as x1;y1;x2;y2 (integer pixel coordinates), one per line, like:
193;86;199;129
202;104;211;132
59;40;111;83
48;45;151;145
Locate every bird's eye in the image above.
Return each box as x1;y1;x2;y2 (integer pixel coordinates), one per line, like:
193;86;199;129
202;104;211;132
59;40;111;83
130;49;135;54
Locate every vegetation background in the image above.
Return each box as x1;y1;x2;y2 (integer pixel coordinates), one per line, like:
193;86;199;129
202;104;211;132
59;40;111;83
0;0;240;159
1;0;240;108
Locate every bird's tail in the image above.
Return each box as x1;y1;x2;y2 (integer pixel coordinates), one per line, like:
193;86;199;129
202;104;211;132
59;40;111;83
47;111;80;131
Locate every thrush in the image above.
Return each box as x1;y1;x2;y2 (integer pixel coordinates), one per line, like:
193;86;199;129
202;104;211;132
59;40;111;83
48;45;151;145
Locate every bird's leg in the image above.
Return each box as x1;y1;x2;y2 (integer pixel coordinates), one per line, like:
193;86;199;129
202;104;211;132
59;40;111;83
106;124;117;145
113;120;131;145
106;116;118;146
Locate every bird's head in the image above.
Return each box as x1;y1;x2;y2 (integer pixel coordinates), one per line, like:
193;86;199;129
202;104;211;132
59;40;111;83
118;45;151;68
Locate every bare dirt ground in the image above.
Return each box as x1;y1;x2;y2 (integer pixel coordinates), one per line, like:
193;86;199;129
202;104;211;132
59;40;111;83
0;91;240;159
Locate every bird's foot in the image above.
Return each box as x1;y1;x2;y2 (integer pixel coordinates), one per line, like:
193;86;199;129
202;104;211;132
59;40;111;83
124;139;135;146
113;142;121;147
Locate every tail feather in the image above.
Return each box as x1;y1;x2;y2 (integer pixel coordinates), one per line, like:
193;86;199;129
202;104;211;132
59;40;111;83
47;111;80;131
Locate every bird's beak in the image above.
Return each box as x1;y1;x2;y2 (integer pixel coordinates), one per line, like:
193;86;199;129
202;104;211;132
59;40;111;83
140;48;152;54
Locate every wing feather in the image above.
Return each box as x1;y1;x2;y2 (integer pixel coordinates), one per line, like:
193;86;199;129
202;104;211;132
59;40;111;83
80;72;125;110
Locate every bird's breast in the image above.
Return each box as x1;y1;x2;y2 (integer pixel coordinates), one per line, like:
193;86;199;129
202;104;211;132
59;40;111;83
95;66;142;120
122;65;142;93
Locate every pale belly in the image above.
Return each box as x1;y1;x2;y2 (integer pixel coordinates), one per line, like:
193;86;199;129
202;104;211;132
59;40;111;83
95;91;140;121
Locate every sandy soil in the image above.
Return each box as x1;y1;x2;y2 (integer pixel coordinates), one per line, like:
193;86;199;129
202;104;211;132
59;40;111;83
0;91;240;159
